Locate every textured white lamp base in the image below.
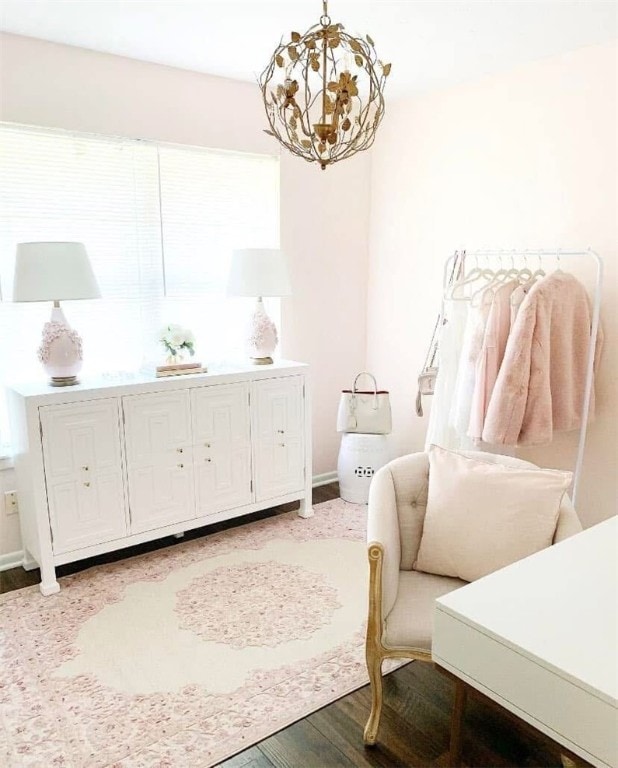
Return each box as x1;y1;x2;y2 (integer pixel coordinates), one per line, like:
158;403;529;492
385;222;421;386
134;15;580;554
38;303;84;387
247;297;278;365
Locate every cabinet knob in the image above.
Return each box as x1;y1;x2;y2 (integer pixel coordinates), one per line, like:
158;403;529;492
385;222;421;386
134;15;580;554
205;458;212;463
82;465;89;471
279;443;286;447
204;442;211;448
277;429;285;434
83;481;91;488
177;448;184;454
178;463;184;469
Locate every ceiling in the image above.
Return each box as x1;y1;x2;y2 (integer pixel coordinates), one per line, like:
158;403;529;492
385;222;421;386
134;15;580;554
0;1;616;96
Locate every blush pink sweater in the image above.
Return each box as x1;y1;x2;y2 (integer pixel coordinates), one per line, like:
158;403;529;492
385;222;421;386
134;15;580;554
482;271;602;446
468;279;519;441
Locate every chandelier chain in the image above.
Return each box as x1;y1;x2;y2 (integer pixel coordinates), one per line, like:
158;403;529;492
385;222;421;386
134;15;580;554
320;0;330;27
321;21;328;122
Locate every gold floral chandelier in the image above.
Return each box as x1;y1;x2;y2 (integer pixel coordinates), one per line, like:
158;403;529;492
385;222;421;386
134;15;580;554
259;1;391;170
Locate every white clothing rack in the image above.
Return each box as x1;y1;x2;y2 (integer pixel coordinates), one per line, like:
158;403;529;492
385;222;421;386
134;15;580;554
441;248;603;509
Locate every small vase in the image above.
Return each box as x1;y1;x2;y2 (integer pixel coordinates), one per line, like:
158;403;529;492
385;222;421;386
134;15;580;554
166;352;184;366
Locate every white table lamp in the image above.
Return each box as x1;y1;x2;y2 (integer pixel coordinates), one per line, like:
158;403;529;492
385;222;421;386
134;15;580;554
13;242;101;386
227;248;291;364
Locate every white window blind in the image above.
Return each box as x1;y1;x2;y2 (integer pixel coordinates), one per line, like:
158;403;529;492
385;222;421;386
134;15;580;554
157;143;280;358
0;123;280;452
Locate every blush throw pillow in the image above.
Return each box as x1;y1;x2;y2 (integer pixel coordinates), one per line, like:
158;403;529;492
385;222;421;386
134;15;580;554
414;446;572;582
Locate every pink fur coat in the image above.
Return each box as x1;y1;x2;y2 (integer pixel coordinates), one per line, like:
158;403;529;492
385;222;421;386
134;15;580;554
482;271;602;446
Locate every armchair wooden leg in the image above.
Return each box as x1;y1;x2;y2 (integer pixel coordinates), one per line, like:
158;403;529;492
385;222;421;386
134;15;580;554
363;649;384;746
449;678;467;767
561;755;587;768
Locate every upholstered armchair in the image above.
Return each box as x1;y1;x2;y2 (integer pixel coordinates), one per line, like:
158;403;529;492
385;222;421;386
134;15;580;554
364;450;582;746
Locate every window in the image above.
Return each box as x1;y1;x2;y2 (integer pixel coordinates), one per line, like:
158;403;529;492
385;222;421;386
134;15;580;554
156;143;280;361
0;123;280;451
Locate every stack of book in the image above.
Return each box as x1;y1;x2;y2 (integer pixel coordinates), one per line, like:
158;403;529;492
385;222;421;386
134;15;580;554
155;361;207;378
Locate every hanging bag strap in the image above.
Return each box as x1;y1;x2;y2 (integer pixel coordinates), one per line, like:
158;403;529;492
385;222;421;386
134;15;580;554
422;315;441;372
420;250;464;373
416;250;466;417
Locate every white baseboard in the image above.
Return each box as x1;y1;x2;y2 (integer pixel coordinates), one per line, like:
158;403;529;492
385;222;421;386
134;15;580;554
0;550;24;572
312;471;338;487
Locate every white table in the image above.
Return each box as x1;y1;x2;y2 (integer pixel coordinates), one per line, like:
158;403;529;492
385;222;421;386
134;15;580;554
432;517;618;768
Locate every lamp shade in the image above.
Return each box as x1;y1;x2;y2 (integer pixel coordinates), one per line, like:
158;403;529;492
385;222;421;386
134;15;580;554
227;248;291;297
13;242;101;302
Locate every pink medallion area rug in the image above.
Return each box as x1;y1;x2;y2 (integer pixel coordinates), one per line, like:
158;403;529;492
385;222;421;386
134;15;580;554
0;499;394;768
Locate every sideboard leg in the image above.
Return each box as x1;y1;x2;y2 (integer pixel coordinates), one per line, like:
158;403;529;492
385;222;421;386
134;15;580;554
39;561;60;596
299;375;313;520
40;580;60;596
298;496;314;518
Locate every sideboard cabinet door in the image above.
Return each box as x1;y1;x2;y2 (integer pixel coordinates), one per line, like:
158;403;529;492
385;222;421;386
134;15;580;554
123;390;195;534
192;382;253;516
253;376;305;501
40;399;127;554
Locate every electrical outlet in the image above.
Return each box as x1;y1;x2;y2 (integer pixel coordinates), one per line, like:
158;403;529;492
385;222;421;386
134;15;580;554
4;490;18;516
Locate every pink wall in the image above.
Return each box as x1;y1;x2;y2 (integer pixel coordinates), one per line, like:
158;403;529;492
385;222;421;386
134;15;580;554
0;32;370;478
367;41;617;527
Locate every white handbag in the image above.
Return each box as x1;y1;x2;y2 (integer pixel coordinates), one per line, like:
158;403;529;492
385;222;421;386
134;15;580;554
337;372;392;434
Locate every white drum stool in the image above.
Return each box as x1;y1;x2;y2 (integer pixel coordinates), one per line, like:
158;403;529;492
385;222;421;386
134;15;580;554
338;433;390;504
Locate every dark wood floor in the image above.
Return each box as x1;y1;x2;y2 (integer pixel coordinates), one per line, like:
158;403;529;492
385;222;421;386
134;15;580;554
2;484;578;768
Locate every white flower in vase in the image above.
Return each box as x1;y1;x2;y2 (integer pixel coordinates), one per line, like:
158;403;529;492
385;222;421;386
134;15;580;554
160;324;196;364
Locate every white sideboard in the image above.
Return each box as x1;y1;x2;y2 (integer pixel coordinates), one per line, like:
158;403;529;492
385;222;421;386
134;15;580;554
7;360;312;596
